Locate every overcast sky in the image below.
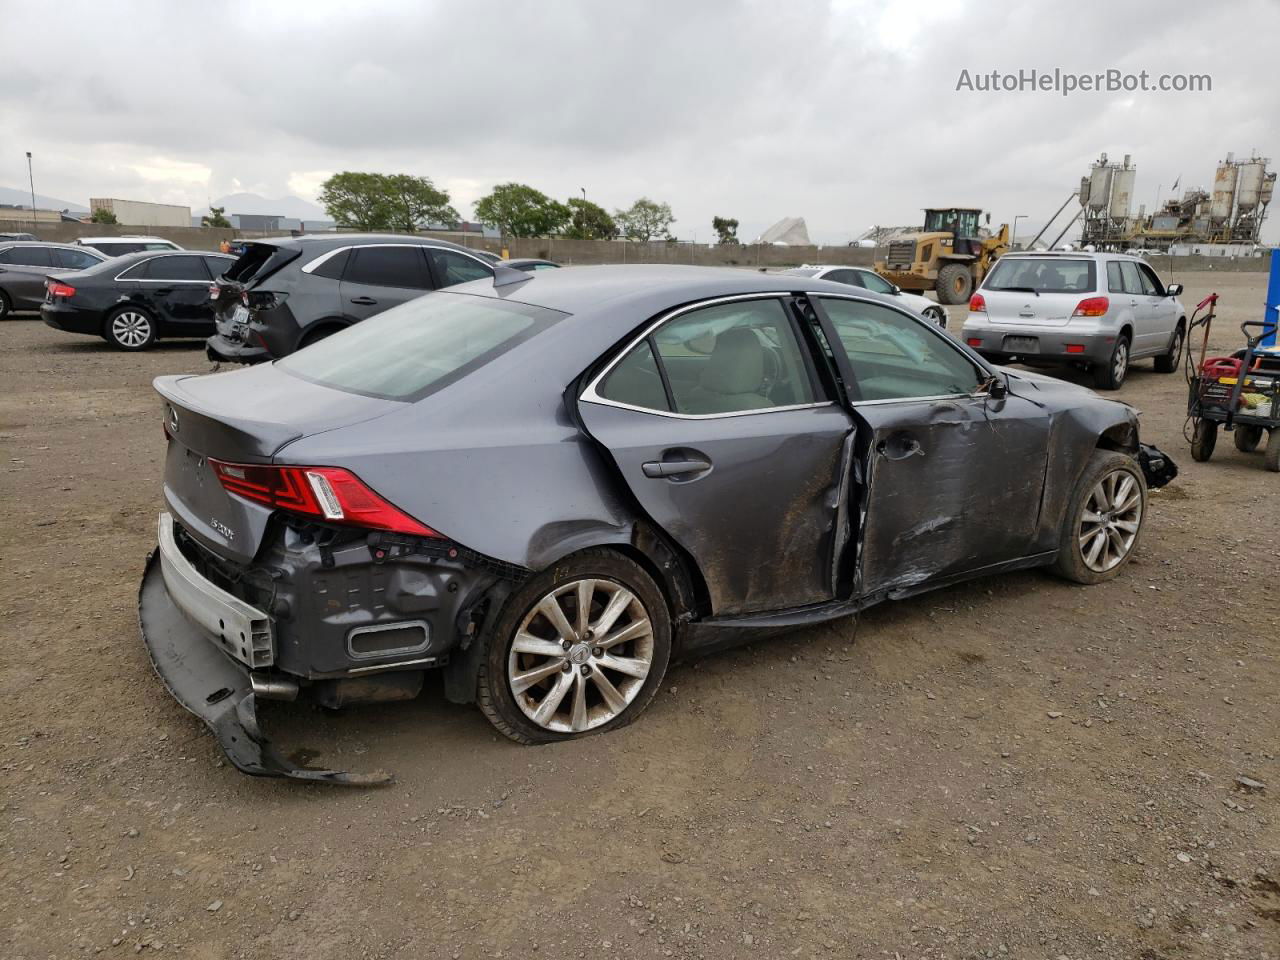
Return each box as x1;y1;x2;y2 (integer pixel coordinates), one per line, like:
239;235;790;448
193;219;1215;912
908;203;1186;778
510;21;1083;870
1;0;1276;243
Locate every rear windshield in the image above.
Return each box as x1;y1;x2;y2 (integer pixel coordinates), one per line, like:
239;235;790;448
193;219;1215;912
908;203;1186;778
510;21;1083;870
279;292;566;401
983;257;1096;294
223;242;299;285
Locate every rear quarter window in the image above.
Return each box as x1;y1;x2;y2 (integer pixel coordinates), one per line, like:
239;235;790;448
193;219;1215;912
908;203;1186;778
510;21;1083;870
984;258;1096;294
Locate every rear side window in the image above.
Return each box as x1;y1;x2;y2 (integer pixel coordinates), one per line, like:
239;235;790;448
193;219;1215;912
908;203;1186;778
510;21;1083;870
147;256;210;281
1118;261;1144;295
309;248;349;281
344;246;430;289
1107;262;1124;293
53;248;101;269
279;294;565;401
428;249;493;288
984;258;1096;294
0;246;53;267
598;339;670;411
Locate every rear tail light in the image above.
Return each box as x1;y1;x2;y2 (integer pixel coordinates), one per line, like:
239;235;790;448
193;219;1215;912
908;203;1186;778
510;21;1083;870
208;283;219;301
1072;296;1109;317
209;459;440;537
969;293;986;312
47;281;76;298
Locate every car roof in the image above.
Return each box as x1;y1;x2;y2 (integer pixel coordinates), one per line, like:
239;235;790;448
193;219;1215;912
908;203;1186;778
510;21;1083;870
247;232;484;256
78;235;174;242
451;263;899;320
0;240;104;252
999;250;1145;262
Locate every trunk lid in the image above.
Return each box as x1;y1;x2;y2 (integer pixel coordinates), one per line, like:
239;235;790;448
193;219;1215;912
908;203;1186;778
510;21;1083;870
212;241;300;324
980;289;1079;327
155;364;401;563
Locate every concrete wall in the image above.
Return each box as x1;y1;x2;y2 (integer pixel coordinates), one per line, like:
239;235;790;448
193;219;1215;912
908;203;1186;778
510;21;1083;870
2;217;1271;273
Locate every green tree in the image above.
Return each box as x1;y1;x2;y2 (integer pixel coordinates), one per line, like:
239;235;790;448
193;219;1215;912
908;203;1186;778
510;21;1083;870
712;216;739;245
90;207;118;225
564;198;617;240
201;205;231;228
384;174;459;233
318;172;395;231
472;183;571;239
615;197;675;242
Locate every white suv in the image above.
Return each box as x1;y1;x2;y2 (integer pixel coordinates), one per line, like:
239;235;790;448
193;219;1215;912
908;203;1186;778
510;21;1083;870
961;252;1185;390
75;236;184;257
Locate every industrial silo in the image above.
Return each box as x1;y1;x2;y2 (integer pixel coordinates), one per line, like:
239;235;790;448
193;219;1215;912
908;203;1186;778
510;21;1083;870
1210;160;1238;219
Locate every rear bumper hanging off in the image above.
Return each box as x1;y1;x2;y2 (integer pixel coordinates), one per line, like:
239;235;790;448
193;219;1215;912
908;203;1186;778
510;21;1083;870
138;550;392;785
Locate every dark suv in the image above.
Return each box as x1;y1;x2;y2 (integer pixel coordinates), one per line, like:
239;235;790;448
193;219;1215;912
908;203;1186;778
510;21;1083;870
207;234;496;363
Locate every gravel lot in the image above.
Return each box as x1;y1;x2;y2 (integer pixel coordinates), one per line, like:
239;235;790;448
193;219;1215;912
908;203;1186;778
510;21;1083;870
2;269;1277;960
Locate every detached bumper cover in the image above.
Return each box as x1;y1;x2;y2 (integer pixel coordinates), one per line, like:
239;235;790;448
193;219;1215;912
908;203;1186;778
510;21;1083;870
206;332;268;364
138;532;391;785
1138;443;1178;489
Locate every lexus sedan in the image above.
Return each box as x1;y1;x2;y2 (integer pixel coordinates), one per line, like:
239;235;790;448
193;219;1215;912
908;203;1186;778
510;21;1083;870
41;250;236;350
139;265;1175;782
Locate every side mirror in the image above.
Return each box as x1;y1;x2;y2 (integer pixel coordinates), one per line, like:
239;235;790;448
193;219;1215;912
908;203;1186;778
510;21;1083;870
1166;283;1183;297
890;284;901;295
985;375;1008;400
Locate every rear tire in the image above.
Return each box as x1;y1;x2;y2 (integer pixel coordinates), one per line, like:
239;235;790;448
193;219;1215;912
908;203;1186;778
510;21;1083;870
1154;323;1184;373
0;289;11;320
1266;430;1280;473
1190;420;1217;462
1050;449;1147;585
476;549;671;744
1091;335;1130;390
104;306;156;351
1234;425;1264;453
935;264;972;305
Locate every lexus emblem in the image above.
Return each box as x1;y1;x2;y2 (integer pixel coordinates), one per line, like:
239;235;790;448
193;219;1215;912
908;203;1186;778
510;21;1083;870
167;405;180;434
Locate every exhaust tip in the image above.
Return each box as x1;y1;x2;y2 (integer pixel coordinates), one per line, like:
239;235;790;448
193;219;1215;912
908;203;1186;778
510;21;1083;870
250;673;299;702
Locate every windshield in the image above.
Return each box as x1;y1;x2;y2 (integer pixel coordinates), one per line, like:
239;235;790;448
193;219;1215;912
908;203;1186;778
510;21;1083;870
923;209;980;236
984;257;1096;294
279;292;566;401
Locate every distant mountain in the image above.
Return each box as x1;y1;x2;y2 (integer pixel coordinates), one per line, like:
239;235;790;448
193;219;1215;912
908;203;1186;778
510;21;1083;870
205;193;327;220
0;185;88;212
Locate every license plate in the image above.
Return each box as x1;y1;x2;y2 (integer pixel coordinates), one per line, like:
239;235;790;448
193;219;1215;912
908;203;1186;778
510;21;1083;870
1004;335;1039;353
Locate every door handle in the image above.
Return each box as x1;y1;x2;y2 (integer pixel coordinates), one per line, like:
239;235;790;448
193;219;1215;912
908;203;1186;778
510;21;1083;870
350;296;378;306
642;458;712;479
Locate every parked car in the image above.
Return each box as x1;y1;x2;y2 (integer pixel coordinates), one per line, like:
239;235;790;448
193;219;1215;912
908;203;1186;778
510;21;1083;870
505;257;561;272
76;236;184;257
0;231;38;242
0;241;105;318
962;252;1186;390
40;250;237;350
205;234;497;364
139;264;1175;781
781;265;948;326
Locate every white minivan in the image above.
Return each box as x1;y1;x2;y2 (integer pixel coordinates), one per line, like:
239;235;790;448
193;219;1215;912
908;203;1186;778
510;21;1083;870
961;252;1185;389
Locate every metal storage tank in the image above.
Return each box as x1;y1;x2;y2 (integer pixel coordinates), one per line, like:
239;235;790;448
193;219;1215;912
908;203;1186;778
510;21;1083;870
1235;159;1268;212
1210;162;1238;218
1088;163;1114;212
1109;167;1136;219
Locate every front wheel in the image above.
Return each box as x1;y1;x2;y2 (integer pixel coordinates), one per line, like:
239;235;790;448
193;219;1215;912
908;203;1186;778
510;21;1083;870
1190;420;1217;462
1050;449;1147;585
1153;324;1184;373
476;549;671;744
105;306;156;351
923;306;947;328
1091;335;1130;390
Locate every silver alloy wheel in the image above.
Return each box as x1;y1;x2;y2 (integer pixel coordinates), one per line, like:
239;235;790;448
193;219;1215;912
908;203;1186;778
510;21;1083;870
111;310;152;348
1112;339;1129;383
1169;329;1183;362
508;578;654;733
926;307;946;327
1078;468;1142;572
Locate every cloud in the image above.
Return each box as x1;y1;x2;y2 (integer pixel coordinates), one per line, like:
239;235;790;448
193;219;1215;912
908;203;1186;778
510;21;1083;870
0;0;1276;242
286;170;333;200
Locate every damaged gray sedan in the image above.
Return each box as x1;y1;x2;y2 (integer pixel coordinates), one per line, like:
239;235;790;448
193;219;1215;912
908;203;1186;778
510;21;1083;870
139;264;1176;782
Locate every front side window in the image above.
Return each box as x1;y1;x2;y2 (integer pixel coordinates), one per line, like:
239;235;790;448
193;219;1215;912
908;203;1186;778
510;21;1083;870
1137;263;1165;296
855;270;896;295
344;246;429;289
429;249;493;288
821;269;859;287
279;293;564;401
984;257;1096;294
600;298;817;416
818;297;982;402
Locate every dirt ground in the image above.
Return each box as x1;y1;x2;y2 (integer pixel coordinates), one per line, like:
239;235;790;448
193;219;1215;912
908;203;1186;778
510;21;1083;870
2;270;1277;960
